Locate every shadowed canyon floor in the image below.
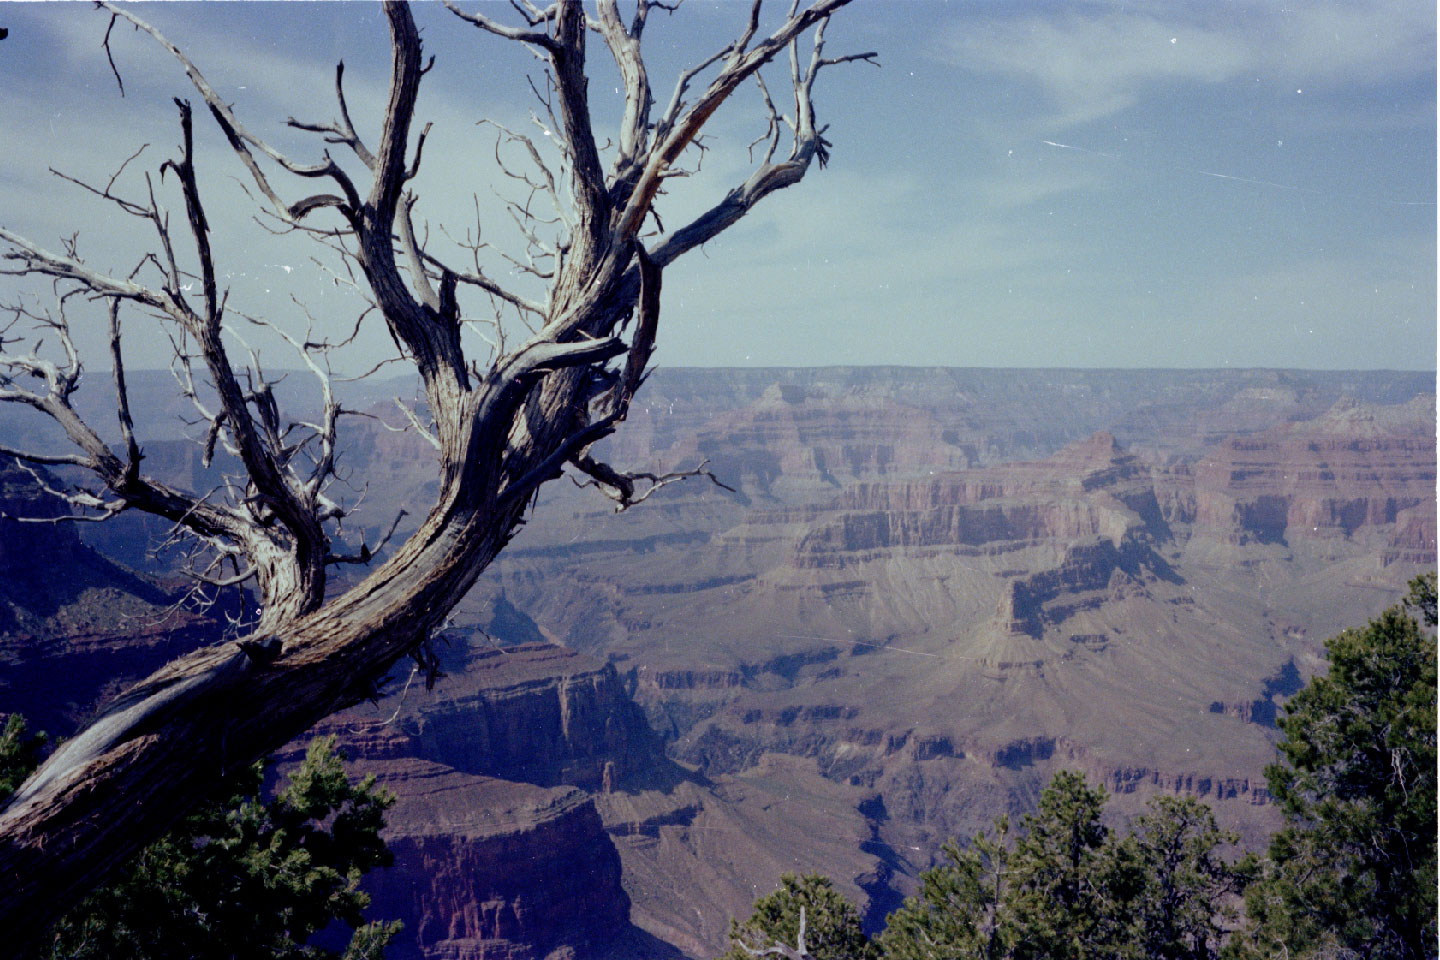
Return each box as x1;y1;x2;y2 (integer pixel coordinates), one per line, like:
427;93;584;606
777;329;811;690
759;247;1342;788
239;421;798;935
1;368;1433;958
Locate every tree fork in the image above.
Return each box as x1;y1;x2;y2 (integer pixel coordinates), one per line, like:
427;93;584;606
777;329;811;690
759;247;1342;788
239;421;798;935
0;0;869;950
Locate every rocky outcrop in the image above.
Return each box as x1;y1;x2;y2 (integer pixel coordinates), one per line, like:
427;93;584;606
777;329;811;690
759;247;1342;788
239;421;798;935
395;643;665;794
635;667;748;691
997;536;1163;638
664;386;970;501
1207;699;1278;727
1100;767;1270;805
795;500;1139;563
287;643;677;960
792;434;1155;569
358;763;629;960
1187;398;1435;545
304;641;887;960
1385;506;1438;566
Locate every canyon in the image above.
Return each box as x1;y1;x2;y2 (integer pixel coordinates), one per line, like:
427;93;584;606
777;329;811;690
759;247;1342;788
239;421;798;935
0;367;1433;958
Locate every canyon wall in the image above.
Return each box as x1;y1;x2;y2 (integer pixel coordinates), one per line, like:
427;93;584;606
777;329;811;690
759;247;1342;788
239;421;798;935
1;368;1433;959
280;643;672;960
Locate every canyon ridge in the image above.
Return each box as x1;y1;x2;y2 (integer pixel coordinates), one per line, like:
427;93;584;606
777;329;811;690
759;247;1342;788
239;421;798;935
1;366;1433;959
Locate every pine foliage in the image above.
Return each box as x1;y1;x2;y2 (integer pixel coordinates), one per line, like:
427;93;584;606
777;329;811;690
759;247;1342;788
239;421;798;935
722;873;879;960
16;735;402;960
1236;573;1437;960
876;775;1242;960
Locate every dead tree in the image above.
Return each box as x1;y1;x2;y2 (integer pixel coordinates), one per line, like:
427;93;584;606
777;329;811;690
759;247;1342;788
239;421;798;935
0;0;874;951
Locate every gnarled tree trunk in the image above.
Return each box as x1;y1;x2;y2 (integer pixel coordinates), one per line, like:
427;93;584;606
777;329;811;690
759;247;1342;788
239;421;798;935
0;1;874;950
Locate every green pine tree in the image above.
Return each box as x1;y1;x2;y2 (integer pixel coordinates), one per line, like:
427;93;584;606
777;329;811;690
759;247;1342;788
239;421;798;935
1236;573;1437;960
878;774;1244;960
1005;771;1121;960
878;818;1011;960
1117;795;1246;960
0;713;46;800
721;873;878;960
15;734;403;960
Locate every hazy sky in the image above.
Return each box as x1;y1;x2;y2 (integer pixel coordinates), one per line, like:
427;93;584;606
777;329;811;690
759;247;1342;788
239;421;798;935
1;1;1434;371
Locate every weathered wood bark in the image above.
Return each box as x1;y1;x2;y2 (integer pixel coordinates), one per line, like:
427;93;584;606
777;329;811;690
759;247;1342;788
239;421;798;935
0;0;872;951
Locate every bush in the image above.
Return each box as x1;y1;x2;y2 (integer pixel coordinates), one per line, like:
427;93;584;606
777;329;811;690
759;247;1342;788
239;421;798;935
3;731;402;960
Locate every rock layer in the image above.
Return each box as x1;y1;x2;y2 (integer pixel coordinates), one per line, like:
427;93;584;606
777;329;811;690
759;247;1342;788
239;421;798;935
287;643;664;960
359;763;628;960
474;376;1434;921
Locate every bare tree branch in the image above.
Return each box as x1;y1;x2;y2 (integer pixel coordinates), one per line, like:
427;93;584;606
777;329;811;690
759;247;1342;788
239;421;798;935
594;0;653;199
101;11;126;96
286;61;379;171
100;3;362;227
570;456;735;512
326;509;408;566
107;298;142;474
0;446;93;468
0;2;868;950
392;396;441;451
611;0;857;242
441;0;561;52
0;228;169;307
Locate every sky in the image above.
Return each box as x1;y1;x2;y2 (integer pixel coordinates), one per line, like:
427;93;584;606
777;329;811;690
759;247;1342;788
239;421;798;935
0;0;1434;372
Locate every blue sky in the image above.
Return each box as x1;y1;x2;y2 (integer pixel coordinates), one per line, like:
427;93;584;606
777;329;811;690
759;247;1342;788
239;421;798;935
0;1;1434;370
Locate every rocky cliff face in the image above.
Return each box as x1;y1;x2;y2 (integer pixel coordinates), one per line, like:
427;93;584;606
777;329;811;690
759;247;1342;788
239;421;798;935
395;643;665;793
352;764;628;960
1186;397;1436;549
296;640;877;960
660;386;972;500
281;643;670;960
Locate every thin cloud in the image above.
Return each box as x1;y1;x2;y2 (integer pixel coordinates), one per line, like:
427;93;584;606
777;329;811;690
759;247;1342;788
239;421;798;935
935;0;1434;128
980;165;1110;210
